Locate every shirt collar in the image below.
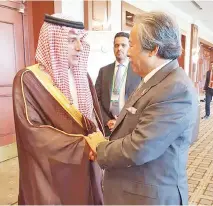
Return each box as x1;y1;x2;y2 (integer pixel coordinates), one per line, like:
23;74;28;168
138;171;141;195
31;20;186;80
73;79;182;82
144;60;172;83
115;59;129;68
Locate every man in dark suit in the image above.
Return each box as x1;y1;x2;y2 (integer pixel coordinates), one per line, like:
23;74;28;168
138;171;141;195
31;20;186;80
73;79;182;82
85;11;199;205
95;32;141;136
202;62;213;119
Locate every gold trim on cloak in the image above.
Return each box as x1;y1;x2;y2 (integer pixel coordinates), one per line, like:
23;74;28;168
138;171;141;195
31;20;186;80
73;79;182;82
20;71;84;138
26;64;83;128
0;65;86;163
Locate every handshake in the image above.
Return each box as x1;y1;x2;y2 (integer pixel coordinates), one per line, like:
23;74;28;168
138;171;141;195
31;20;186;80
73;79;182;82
84;131;108;161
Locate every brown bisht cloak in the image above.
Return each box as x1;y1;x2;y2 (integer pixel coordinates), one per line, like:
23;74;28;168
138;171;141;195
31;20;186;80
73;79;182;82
12;65;104;205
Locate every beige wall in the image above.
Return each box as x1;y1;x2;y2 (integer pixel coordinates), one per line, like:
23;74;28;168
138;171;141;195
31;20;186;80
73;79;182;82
58;0;213;80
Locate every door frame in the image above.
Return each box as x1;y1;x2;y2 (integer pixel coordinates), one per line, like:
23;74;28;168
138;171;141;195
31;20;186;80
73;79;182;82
0;1;35;66
23;1;35;66
0;1;34;162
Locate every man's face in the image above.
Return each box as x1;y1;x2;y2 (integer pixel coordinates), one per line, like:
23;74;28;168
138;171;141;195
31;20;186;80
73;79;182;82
114;36;129;62
127;25;151;77
68;32;83;67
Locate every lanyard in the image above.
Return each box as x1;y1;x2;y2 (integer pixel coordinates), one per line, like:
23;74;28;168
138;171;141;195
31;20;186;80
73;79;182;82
110;66;128;101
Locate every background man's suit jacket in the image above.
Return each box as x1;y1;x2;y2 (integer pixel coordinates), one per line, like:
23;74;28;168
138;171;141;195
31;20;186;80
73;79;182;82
96;60;200;205
204;70;213;93
95;62;141;134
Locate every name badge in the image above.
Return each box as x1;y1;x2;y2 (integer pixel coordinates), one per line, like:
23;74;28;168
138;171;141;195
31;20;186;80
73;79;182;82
111;101;119;108
111;92;119;102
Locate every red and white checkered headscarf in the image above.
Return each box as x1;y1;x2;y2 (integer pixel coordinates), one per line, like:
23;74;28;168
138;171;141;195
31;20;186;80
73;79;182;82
35;14;93;120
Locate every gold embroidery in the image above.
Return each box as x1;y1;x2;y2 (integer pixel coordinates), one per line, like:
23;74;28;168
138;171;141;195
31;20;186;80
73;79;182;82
24;64;84;128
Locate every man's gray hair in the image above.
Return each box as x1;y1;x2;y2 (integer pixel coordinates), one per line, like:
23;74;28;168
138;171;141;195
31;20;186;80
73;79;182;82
134;11;182;59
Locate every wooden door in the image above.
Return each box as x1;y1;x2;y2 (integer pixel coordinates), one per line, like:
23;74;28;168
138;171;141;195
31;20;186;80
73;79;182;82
0;1;25;162
178;34;186;69
198;45;211;94
31;1;54;51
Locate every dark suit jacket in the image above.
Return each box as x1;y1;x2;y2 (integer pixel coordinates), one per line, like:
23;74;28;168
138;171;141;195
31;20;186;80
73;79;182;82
204;70;213;93
96;60;199;205
95;62;141;134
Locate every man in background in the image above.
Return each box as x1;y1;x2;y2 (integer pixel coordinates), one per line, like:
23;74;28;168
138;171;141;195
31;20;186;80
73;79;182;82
202;62;213;119
95;32;141;136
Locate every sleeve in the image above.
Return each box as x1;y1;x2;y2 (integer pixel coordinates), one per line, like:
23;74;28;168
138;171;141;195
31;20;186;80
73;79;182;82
13;71;86;164
96;84;195;169
95;68;111;125
15;97;86;165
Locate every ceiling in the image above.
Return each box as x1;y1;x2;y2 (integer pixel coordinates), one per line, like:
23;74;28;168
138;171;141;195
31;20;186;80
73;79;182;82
170;1;213;32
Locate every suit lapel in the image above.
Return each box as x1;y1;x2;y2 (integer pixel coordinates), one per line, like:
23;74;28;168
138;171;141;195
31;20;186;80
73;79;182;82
111;80;152;134
106;62;115;109
111;60;179;134
125;63;142;100
125;63;131;100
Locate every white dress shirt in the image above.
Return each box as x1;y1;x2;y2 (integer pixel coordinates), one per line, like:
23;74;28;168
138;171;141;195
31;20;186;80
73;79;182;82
144;60;172;83
68;69;98;127
110;59;129;115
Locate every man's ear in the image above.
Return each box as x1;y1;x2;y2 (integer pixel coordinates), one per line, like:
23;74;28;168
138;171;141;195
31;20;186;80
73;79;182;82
148;46;159;57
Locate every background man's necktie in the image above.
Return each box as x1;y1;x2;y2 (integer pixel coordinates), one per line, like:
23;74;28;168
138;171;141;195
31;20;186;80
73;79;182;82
110;64;126;116
114;64;125;93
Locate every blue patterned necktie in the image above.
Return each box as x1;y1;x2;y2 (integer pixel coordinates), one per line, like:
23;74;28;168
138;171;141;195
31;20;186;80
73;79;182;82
110;64;126;116
113;64;125;94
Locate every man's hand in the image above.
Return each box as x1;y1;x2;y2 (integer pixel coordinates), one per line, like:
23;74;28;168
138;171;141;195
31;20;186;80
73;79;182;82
84;131;108;154
89;150;96;161
107;118;117;131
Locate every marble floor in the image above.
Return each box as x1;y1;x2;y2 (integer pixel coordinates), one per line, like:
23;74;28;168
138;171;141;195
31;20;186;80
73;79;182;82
187;102;213;205
0;102;213;205
0;157;18;205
